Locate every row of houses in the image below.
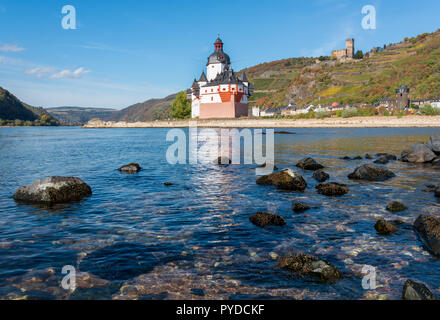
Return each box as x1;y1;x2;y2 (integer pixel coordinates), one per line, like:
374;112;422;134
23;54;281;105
253;85;440;117
253;103;355;117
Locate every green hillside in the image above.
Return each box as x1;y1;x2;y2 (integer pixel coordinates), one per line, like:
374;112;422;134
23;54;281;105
244;29;440;109
0;87;59;126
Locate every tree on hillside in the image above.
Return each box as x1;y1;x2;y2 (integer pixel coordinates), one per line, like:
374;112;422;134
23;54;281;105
354;50;364;59
170;91;191;119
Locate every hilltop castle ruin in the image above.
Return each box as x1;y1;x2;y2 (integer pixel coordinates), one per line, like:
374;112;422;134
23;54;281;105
331;38;355;61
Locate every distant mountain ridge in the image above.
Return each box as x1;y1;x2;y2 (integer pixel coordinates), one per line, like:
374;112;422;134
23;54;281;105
46;93;177;124
46;107;118;125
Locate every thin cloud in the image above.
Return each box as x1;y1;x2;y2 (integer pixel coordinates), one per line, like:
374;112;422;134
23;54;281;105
24;67;56;78
0;44;25;52
74;42;137;54
50;67;91;79
0;55;25;65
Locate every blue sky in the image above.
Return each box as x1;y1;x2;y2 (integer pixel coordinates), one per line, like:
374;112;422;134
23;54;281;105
0;0;439;109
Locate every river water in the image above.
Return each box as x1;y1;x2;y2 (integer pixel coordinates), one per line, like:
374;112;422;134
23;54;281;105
0;126;439;300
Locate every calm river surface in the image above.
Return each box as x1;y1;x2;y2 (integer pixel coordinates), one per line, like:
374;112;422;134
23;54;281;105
0;126;440;300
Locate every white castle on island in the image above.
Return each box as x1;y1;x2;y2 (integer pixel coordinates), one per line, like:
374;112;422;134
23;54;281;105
187;37;254;119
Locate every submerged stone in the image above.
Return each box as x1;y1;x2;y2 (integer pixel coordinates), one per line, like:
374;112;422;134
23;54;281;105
249;212;286;228
292;202;311;213
316;183;348;197
386;201;408;212
278;254;342;283
79;243;190;281
374;219;398;235
376;153;397;161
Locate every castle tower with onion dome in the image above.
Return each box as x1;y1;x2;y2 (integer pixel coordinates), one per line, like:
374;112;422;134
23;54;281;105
187;37;254;119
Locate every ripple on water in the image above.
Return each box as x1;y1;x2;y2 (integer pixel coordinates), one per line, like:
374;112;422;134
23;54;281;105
1;127;440;299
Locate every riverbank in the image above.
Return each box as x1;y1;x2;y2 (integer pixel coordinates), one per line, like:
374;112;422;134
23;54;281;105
83;116;440;128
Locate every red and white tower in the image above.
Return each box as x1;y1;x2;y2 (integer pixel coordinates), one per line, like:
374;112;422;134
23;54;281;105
187;37;254;119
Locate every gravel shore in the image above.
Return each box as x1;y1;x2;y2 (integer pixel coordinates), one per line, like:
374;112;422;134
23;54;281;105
83;116;440;128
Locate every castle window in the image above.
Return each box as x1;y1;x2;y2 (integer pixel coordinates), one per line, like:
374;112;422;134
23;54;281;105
211;97;213;101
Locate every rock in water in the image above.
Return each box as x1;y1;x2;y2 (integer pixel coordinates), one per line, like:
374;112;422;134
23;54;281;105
436;185;440;198
386;201;408;212
414;215;440;256
257;163;278;171
13;177;92;204
348;164;395;181
214;156;232;165
374;219;398;235
427;135;440;155
296;158;324;171
404;143;436;163
376;153;397;161
118;163;142;173
249;212;286;228
316;183;348;196
292;202;310;213
313;169;330;182
374;156;389;165
402;280;437;300
278;254;342;283
365;154;374;159
256;169;307;191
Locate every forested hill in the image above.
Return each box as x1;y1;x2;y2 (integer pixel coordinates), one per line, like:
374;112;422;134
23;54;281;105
0;87;58;125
